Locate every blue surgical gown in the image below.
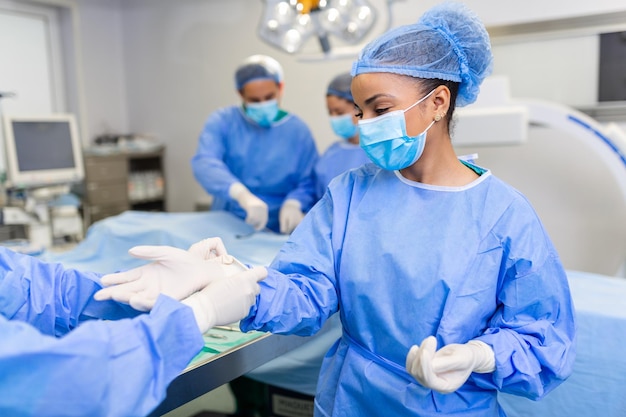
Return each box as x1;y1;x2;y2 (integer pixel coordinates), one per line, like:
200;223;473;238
0;247;203;417
313;141;370;201
192;105;319;232
241;163;576;417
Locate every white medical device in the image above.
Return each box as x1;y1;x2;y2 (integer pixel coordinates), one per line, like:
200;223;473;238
454;77;626;276
1;113;85;246
2;113;84;189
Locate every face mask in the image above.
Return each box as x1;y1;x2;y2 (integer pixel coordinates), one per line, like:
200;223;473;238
329;114;358;140
245;99;279;127
358;89;436;170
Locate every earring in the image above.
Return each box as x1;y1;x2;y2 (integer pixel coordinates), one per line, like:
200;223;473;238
434;114;442;122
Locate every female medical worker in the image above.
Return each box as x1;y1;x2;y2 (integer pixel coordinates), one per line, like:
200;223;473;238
0;241;265;417
192;54;319;235
236;3;576;416
313;73;371;201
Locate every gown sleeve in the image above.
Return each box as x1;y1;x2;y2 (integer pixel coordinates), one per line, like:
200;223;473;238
283;122;319;212
0;248;204;417
191;108;241;201
471;198;577;400
240;191;339;336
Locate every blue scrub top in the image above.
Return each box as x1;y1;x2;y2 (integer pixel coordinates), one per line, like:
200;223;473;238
242;164;576;417
0;247;203;417
313;141;371;201
192;105;319;231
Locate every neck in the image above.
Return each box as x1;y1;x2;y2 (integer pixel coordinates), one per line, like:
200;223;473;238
399;137;479;186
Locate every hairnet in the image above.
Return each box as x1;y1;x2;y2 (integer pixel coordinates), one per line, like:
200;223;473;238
235;55;284;90
351;2;493;107
327;73;353;102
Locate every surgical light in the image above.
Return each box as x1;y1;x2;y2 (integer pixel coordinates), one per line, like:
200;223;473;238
258;0;376;55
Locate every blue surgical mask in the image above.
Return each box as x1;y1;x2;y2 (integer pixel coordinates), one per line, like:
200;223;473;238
245;99;279;127
358;89;436;170
329;114;358;140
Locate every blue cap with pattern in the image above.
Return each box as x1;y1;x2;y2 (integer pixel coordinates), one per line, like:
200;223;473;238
351;2;493;107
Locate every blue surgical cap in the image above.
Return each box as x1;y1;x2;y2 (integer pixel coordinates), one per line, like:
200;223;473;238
235;55;284;90
327;73;353;102
351;2;493;107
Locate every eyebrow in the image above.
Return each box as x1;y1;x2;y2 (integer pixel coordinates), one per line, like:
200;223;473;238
364;93;396;106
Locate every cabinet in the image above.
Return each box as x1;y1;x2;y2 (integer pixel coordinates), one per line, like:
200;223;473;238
83;147;165;225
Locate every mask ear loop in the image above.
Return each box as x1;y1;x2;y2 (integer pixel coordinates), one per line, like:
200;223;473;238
423;120;436;132
404;88;437;114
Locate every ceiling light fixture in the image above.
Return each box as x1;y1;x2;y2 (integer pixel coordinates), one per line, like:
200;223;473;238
258;0;377;55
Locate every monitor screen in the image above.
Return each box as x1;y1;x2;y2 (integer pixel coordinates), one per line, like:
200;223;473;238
3;114;84;188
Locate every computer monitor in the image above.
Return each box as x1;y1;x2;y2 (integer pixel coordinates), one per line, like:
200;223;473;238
2;113;84;188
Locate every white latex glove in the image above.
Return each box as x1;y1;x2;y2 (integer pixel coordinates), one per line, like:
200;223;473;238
229;182;268;231
182;266;267;333
187;237;228;259
406;336;495;394
279;199;304;234
94;245;229;311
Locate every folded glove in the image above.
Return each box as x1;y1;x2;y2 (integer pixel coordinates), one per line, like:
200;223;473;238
182;266;267;333
229;182;268;231
188;237;228;259
94;245;232;311
406;336;495;394
279;199;304;234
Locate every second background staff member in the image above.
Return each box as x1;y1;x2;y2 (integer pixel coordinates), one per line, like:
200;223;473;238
313;72;371;201
192;54;319;234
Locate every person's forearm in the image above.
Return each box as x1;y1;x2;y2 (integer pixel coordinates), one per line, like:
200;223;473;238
0;296;203;417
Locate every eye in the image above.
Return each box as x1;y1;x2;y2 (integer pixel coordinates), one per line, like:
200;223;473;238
354;106;363;119
375;107;391;116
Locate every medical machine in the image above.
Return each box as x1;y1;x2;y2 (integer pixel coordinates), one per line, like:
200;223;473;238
1;113;85;246
2;113;84;188
453;76;626;277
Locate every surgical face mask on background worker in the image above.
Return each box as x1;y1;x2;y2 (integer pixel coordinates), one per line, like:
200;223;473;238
240;79;283;128
235;54;285;129
326;73;359;143
329;113;357;140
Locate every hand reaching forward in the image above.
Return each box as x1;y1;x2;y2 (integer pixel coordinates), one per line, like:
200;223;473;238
94;245;230;311
187;237;229;259
182;266;267;333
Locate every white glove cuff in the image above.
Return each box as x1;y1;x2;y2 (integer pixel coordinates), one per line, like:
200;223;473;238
182;292;217;334
467;340;496;373
282;199;302;210
228;182;249;200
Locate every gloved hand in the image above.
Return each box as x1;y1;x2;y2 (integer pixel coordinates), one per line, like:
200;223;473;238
188;237;248;276
94;245;230;311
188;237;228;259
182;266;267;333
229;182;268;231
406;336;495;394
279;199;304;234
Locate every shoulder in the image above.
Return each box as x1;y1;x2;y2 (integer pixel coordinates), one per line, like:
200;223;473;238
321;142;343;157
208;105;241;120
479;175;554;248
483;175;538;215
275;112;312;131
203;106;243;125
327;162;380;191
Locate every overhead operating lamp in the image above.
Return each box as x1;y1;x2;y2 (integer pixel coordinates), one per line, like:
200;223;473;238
258;0;376;55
